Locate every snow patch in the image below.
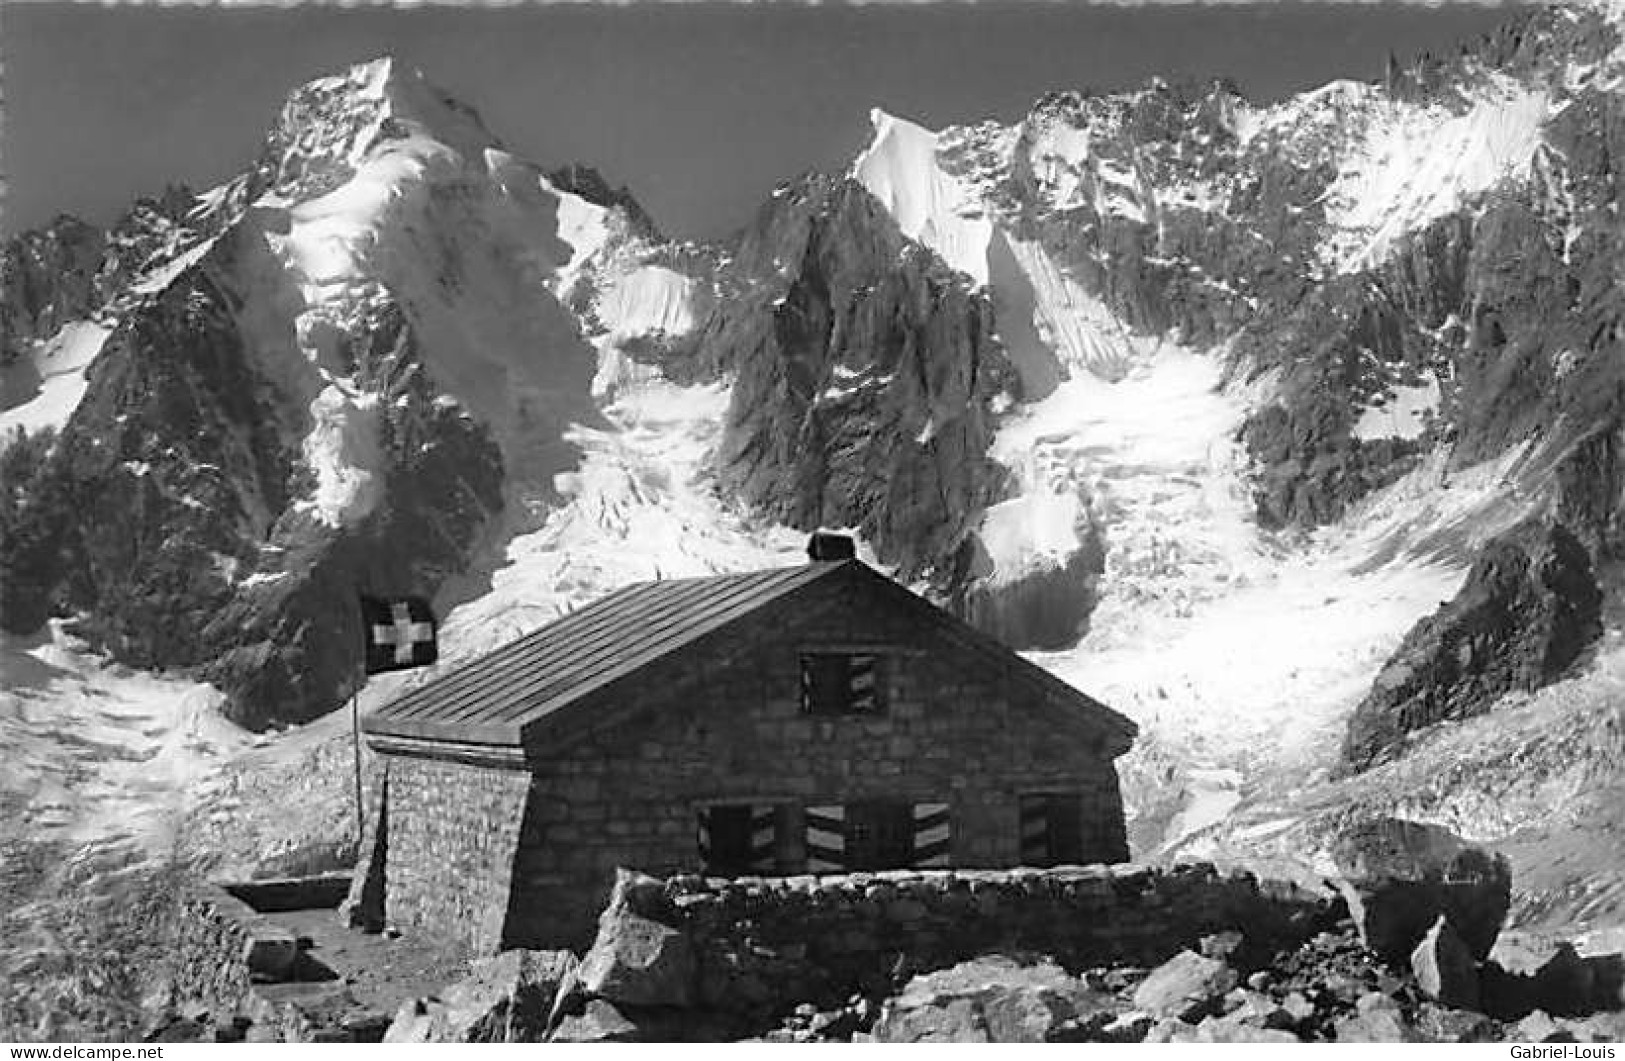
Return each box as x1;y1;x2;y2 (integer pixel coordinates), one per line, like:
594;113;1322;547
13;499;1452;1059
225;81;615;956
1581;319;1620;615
0;321;113;438
977;489;1084;586
598;264;698;340
1235;79;1374;148
299;386;383;527
996;234;1143;386
411;378;808;670
1324;80;1550;272
1353;375;1441;442
266;106;600;497
0;621;245;850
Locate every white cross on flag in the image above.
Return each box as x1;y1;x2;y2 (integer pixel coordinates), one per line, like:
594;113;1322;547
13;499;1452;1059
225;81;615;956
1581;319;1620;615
360;595;438;675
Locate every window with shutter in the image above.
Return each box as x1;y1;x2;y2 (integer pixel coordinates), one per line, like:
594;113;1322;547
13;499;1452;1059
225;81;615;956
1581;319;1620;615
803;800;952;872
696;804;781;876
846;800;914;870
1018;792;1086;866
799;653;884;715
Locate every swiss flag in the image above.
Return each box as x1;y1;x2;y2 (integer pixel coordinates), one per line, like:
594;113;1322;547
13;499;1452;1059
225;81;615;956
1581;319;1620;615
360;596;438;675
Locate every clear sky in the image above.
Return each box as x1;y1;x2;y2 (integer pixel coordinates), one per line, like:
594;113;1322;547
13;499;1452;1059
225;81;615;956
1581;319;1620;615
1;1;1525;242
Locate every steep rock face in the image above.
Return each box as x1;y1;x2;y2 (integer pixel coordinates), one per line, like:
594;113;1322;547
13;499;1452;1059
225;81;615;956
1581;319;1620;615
547;163;664;244
199;300;505;728
960;527;1105;651
1341;518;1602;773
699;175;1019;585
1231;9;1625;530
1;186;210;366
869;4;1625;539
0;220;302;645
0;216;505;727
0;216;105;364
1235;270;1434;529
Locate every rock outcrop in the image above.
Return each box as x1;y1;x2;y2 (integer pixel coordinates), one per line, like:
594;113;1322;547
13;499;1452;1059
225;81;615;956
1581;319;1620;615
1327;817;1512;964
1132;950;1238;1022
1342;520;1602;772
1;185;209;365
0;216;105;364
1410;917;1481;1011
870;956;1111;1043
0;236;508;727
695;174;1020;589
575;870;695;1009
384;949;576;1043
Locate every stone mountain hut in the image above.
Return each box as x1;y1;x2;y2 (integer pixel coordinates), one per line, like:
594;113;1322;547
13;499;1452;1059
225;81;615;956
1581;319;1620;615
347;535;1137;952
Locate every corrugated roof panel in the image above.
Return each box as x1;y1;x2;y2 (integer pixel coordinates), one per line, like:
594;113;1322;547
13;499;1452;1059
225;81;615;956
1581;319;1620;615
366;562;840;742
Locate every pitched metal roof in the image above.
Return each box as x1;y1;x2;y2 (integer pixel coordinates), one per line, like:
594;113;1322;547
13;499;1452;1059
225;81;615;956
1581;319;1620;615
364;558;1137;752
365;561;845;745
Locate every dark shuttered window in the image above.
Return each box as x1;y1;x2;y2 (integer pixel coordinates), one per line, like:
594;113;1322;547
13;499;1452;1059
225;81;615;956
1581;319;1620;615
799;653;884;716
845;801;915;870
697;804;781;876
805;801;951;872
1019;792;1086;867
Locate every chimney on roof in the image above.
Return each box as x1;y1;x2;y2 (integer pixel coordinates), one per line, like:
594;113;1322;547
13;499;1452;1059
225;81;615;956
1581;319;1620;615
806;532;857;563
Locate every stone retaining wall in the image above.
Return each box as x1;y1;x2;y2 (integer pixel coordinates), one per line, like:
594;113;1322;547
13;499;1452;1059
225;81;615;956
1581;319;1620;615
635;862;1340;1015
164;875;360;1023
160;886;261;1020
225;874;352;913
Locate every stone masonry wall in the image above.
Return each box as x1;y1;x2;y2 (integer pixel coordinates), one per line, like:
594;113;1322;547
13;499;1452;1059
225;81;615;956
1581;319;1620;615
499;574;1130;951
160;886;258;1021
384;756;531;955
636;863;1339;1017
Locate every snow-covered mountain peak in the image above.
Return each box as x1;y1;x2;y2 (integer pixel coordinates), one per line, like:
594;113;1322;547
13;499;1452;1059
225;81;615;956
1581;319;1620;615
253;55;500;205
851;107;993;285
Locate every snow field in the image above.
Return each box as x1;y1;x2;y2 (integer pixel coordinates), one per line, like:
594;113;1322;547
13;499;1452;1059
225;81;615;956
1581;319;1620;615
0;322;113;439
1323;79;1551;273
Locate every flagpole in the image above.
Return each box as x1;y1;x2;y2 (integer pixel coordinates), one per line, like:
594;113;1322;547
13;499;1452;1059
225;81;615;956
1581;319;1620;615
351;683;365;848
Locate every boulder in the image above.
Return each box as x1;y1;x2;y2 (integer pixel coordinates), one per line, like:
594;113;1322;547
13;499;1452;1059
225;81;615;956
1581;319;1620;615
1097;1011;1153;1042
241;929;300;982
1333;995;1418;1043
871;956;1108;1043
1218;988;1296;1030
1411;917;1480;1011
1329;817;1512;963
1199;931;1246;964
383;1000;435;1044
1479;943;1623;1020
549;1000;643;1043
1192;1014;1301;1043
1512;1010;1569;1042
873;996;991;1043
1280;992;1316;1025
1560;1010;1625;1043
577;869;695;1008
1529;944;1600;1016
1414;1002;1500;1042
383;949;577;1043
1143;1018;1200;1043
1131;950;1238;1022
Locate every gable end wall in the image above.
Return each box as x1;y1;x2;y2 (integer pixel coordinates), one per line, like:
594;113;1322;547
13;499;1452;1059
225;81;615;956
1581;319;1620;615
501;574;1128;949
381;754;531;954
